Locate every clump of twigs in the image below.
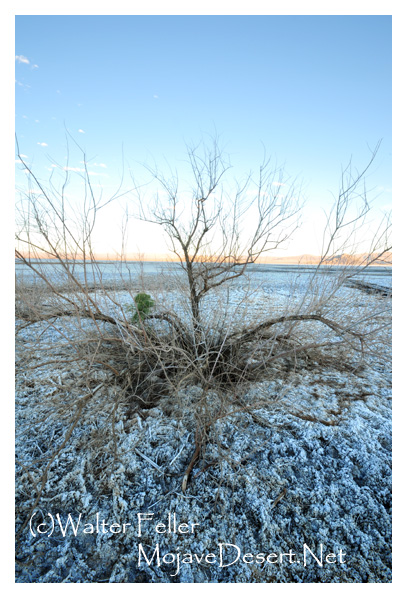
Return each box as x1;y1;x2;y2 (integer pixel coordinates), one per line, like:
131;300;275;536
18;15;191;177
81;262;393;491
15;135;391;542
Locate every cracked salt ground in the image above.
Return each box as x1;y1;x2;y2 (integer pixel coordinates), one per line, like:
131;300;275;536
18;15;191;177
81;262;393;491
15;276;391;582
15;373;392;581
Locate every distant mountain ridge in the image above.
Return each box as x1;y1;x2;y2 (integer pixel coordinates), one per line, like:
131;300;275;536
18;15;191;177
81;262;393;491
16;251;392;266
256;252;392;266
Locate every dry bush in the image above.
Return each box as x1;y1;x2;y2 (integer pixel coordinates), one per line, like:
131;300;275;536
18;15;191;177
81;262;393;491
15;136;391;539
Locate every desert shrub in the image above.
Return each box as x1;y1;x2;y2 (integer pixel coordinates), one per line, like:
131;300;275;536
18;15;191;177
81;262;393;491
130;292;155;322
15;135;391;538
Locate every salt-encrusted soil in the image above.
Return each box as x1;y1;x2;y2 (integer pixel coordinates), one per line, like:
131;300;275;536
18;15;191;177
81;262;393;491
15;271;392;583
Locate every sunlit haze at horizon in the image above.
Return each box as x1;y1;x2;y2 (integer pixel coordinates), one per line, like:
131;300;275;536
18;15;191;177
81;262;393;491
15;15;392;259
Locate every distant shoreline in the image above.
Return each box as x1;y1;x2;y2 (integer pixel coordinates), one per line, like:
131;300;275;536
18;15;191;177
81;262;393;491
14;258;392;268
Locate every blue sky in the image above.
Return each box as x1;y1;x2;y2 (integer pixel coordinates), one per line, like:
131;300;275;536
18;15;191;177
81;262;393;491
15;15;392;258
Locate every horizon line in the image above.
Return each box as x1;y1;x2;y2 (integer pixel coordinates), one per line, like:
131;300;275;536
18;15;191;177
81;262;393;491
15;251;392;266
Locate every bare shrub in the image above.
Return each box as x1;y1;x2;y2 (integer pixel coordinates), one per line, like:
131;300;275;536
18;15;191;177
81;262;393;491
15;136;391;538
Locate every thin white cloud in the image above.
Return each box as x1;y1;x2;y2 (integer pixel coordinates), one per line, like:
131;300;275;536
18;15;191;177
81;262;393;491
60;166;107;177
15;55;30;64
37;142;48;147
93;163;107;168
35;119;40;123
32;64;39;69
22;115;28;119
78;129;85;133
20;154;28;158
153;95;159;99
